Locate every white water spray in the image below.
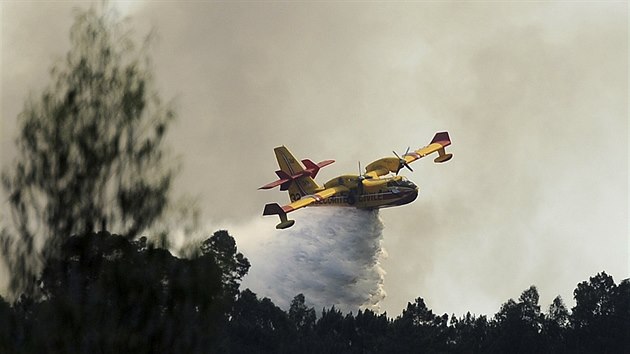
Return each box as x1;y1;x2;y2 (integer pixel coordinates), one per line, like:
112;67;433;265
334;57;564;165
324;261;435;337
241;207;386;313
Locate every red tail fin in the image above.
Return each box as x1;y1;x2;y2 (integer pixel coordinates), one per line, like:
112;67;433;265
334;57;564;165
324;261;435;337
430;131;451;146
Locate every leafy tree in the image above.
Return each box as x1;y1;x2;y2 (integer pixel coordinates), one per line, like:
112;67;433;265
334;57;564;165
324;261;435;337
491;286;544;353
9;230;250;353
612;279;630;353
518;285;542;329
223;289;293;353
2;6;176;295
547;295;570;327
315;306;350;352
399;297;437;327
288;293;316;335
352;309;390;353
200;230;251;303
390;297;450;353
0;295;16;353
450;312;490;353
569;271;629;353
1;238;627;354
542;295;569;352
572;271;616;327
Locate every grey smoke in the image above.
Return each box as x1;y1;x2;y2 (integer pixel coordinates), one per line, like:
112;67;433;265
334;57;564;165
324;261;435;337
2;2;627;316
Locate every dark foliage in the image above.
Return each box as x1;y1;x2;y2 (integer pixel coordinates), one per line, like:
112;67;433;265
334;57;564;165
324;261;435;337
567;272;630;353
1;230;628;353
2;5;176;297
1;230;244;353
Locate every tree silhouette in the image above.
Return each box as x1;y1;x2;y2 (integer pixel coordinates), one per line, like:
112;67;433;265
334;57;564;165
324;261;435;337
389;297;450;352
289;293;316;336
542;295;569;351
2;6;176;296
200;230;250;304
9;230;251;353
569;272;630;353
223;289;294;353
491;286;544;353
0;255;628;353
450;312;490;353
0;295;15;353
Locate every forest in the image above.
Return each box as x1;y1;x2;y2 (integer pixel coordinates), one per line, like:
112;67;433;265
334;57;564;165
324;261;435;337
0;230;628;353
1;6;628;353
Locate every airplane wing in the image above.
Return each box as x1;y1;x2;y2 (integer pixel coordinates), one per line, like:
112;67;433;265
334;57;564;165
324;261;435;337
263;185;349;229
403;131;452;164
364;131;452;177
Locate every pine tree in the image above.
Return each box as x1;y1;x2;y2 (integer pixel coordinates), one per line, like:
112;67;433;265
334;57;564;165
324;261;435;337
2;6;175;295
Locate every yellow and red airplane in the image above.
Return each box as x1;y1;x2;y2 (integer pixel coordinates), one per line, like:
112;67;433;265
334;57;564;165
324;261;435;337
260;132;453;229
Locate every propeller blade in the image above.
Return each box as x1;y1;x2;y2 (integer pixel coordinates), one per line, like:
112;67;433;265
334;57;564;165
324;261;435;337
391;151;400;175
393;149;413;175
403;147;412;172
358;161;365;181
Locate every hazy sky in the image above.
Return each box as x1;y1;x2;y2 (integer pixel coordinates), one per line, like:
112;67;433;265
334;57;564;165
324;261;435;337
1;1;628;316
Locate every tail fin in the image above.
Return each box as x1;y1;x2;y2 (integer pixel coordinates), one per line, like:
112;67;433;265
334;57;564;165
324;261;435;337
274;146;305;175
430;132;453;163
430;131;451;146
274;146;321;201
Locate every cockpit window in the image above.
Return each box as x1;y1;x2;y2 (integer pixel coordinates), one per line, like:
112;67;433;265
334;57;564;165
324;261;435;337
387;177;416;188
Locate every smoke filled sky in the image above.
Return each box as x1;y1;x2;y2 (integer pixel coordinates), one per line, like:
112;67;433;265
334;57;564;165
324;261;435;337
1;2;628;316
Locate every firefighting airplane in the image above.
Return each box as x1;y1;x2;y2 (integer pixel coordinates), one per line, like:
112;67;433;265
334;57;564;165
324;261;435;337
260;132;452;229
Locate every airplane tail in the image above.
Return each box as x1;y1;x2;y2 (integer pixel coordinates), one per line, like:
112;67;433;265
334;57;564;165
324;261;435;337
263;203;295;229
272;146;322;202
430;132;453;163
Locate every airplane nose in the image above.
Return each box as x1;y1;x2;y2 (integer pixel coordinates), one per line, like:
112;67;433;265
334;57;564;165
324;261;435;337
407;188;418;201
394;187;418;205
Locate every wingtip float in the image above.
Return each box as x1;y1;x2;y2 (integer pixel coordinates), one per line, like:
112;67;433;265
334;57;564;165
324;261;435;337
260;131;453;229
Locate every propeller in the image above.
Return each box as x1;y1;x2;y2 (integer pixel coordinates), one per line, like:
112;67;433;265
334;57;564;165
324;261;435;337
358;161;366;181
355;161;365;195
393;147;414;175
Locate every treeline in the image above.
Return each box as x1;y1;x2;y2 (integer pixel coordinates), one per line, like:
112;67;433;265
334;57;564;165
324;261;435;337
0;231;627;353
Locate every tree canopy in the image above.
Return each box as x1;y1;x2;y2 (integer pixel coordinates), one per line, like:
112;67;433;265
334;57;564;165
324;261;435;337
0;230;627;353
2;6;176;295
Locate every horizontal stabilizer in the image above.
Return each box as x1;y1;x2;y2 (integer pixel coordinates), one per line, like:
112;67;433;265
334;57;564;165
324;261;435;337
263;203;295;229
260;156;334;190
302;159;334;179
276;220;295;229
259;178;290;190
259;170;291;190
434;148;453;163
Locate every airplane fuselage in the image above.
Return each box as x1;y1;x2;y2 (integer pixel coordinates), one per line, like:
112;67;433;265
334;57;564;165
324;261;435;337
290;174;419;209
261;132;452;229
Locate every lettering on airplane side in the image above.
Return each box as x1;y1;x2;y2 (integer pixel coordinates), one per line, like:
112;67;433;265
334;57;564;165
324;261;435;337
318;196;346;205
308;192;392;205
359;193;386;202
